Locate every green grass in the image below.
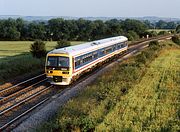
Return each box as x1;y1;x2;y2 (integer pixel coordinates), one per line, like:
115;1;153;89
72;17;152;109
0;41;84;58
97;49;180;131
148;29;172;33
38;41;180;131
0;54;44;84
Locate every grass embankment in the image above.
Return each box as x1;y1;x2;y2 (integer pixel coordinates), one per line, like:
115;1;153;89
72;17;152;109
0;41;83;84
39;40;180;131
97;49;180;131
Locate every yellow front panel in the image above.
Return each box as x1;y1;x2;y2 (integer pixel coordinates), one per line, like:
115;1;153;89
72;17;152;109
45;54;73;78
46;70;71;77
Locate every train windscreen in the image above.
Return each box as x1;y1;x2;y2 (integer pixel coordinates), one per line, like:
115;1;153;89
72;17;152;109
47;56;69;67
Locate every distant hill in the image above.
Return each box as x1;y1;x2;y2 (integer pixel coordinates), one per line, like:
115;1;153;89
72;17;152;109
0;15;180;22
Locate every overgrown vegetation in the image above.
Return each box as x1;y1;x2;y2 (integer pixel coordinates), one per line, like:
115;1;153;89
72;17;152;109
38;40;180;131
96;49;180;131
0;54;44;84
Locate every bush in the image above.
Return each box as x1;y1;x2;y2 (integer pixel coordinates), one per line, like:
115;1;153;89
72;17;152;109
172;35;180;45
135;41;160;65
149;41;160;50
149;31;158;37
127;31;139;41
135;53;147;64
30;40;46;58
55;40;71;49
158;31;169;35
0;54;44;82
176;25;180;33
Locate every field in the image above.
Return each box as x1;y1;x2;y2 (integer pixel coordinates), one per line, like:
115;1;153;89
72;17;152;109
148;29;172;33
0;41;83;58
38;41;180;131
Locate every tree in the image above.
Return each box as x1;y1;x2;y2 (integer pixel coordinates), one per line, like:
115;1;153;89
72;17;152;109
105;19;123;37
28;22;46;40
90;20;107;40
156;20;167;29
127;30;139;41
158;31;169;36
55;40;71;49
172;35;180;45
0;18;20;40
176;25;180;33
149;41;160;50
8;27;21;40
166;22;176;29
148;31;158;37
30;40;46;58
48;18;65;40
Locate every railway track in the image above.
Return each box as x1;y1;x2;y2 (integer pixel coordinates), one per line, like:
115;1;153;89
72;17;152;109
0;81;55;131
0;34;173;131
0;73;46;97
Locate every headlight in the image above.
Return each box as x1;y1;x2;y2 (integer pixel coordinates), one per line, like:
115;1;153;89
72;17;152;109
61;68;68;71
62;71;69;74
47;71;53;73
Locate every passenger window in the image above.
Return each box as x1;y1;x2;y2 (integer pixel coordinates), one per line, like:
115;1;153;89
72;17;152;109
101;49;105;55
75;60;81;67
113;45;116;51
94;53;98;58
106;47;112;53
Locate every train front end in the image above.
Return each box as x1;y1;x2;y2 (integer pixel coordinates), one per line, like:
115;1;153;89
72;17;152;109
45;53;72;85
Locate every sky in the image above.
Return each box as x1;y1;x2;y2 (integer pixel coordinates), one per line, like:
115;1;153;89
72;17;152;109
0;0;180;18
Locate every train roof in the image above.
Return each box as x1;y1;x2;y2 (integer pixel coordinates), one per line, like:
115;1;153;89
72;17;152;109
48;36;128;57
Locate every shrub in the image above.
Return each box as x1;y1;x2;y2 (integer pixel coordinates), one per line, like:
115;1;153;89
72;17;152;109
149;31;158;37
176;25;180;33
158;31;168;35
135;53;147;64
30;40;46;58
127;31;139;41
55;40;71;49
0;54;44;82
172;35;180;45
149;41;159;47
149;41;160;50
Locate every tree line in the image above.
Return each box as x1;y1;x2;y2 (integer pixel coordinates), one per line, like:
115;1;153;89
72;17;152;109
0;18;148;41
144;20;179;29
0;18;179;41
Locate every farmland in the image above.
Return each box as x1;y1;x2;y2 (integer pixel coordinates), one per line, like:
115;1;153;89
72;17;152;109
148;29;172;33
0;41;83;58
38;41;180;131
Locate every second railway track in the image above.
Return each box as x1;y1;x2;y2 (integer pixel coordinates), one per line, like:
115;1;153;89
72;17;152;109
0;73;46;97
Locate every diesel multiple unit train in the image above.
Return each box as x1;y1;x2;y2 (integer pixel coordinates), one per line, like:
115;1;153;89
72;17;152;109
45;36;128;85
